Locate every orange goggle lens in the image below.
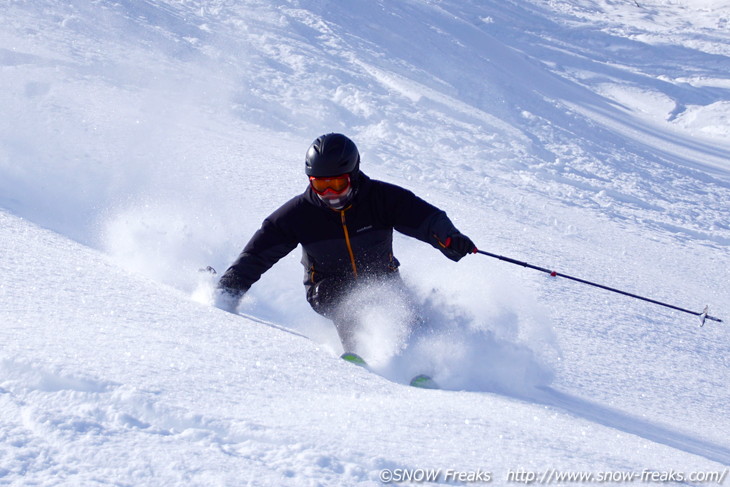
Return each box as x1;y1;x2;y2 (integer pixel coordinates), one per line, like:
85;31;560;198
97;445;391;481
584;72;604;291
309;175;350;194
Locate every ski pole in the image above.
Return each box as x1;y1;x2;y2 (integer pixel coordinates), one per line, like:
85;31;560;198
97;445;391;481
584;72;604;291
475;249;723;326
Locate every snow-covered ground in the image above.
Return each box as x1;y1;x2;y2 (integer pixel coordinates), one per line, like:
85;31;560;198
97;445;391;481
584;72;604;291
1;0;728;485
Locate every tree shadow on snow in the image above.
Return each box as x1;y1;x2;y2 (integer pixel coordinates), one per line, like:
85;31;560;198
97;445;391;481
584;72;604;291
529;387;730;466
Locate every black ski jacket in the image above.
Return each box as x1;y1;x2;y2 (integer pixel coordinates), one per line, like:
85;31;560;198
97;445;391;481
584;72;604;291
218;173;462;297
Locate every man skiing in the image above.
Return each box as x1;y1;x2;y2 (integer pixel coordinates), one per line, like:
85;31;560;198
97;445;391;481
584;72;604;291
215;133;477;352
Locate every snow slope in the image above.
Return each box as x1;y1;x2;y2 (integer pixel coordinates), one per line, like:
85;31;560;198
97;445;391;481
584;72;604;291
1;0;729;485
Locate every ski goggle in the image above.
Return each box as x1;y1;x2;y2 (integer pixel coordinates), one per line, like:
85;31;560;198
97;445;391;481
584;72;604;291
309;174;351;195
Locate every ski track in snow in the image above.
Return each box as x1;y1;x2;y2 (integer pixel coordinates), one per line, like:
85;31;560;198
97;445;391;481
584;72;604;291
1;0;729;484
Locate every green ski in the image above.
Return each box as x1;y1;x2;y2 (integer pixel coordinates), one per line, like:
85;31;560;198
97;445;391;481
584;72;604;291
409;374;439;389
341;354;439;389
340;352;368;368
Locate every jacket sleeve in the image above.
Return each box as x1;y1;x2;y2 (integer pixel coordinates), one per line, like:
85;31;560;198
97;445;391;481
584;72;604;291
217;207;299;297
379;182;461;251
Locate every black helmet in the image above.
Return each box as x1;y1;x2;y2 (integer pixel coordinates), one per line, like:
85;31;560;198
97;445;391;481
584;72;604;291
305;133;360;178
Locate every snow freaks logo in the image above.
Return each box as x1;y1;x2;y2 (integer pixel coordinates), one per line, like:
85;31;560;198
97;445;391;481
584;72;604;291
379;468;492;483
506;468;728;484
378;467;728;484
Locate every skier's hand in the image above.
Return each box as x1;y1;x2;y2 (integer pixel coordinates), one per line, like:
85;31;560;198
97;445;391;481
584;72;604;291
441;233;477;262
308;279;339;315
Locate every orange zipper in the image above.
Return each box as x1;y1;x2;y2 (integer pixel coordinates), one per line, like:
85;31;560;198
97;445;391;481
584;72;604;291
340;209;358;278
308;264;316;284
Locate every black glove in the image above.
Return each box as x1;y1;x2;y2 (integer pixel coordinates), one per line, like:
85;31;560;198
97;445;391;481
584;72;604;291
307;278;346;316
440;233;477;262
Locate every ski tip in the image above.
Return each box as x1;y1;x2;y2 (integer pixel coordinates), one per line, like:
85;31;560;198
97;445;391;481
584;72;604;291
409;374;439;390
340;352;368;368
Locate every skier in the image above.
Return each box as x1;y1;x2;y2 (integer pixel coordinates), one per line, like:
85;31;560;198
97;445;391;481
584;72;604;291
215;133;477;352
